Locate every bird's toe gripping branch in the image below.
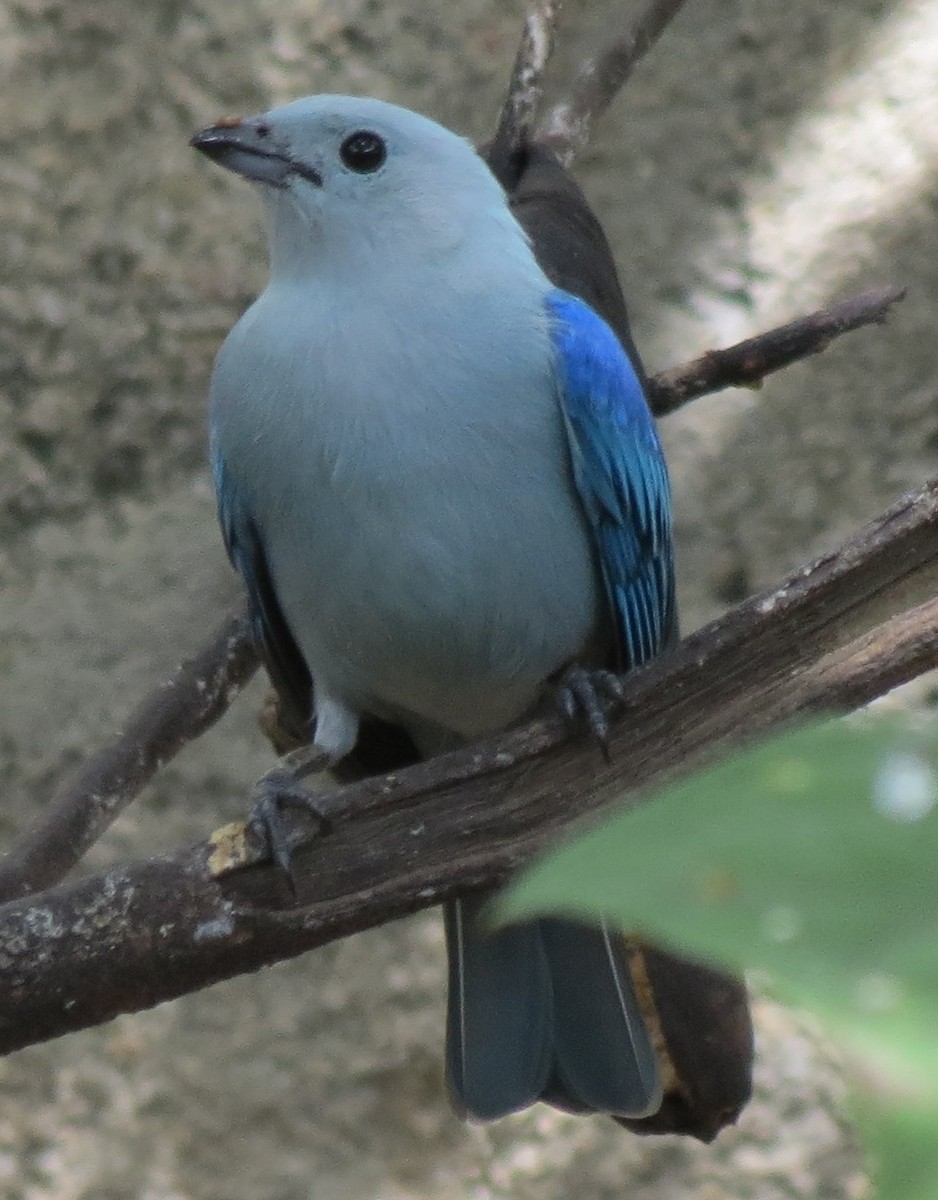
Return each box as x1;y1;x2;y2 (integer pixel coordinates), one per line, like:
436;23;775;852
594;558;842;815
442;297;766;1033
249;744;335;880
556;664;627;752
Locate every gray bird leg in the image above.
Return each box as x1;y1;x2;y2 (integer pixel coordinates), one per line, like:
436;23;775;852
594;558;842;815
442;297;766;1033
250;743;334;878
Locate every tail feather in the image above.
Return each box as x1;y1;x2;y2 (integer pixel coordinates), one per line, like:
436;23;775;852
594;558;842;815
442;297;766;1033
444;894;553;1120
540;918;661;1116
445;893;661;1120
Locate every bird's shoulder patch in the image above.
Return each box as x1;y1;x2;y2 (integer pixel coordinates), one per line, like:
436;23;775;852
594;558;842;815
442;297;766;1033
546;288;675;669
546;289;651;427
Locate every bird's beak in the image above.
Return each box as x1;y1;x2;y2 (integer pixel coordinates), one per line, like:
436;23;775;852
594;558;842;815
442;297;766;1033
190;118;308;188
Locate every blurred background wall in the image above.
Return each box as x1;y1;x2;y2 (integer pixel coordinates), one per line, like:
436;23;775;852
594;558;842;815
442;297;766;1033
2;0;935;1195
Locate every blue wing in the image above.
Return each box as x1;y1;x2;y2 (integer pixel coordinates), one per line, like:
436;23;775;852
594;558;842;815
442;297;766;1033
211;436;312;737
548;289;675;669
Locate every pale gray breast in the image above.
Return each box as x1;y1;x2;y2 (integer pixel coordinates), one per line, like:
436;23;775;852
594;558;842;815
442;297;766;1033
211;266;602;739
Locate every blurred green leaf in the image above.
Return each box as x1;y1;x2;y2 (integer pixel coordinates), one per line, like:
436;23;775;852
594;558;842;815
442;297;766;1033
499;716;938;1193
858;1096;938;1200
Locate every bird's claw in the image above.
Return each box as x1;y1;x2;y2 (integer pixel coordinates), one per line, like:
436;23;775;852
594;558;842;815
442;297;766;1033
249;744;334;885
557;666;626;755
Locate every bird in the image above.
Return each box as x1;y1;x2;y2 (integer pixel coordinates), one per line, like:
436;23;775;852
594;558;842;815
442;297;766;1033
192;93;681;1125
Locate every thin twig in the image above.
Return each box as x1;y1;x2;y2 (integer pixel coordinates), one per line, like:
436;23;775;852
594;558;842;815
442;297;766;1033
0;612;257;901
489;1;561;168
542;0;692;165
648;285;908;416
0;479;936;1053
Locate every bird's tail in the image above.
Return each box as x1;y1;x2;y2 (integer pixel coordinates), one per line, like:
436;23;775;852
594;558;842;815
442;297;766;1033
444;891;662;1121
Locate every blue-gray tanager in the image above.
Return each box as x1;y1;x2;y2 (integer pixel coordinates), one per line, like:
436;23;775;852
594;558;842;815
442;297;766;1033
193;95;675;1123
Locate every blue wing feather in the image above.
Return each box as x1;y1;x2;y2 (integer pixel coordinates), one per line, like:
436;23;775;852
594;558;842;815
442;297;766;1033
548;289;675;669
211;437;312;736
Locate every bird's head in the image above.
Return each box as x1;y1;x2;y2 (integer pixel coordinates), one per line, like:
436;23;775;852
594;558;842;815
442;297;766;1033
191;94;520;278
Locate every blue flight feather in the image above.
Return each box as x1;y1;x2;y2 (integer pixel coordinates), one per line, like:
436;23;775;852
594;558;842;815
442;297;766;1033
548;289;675;669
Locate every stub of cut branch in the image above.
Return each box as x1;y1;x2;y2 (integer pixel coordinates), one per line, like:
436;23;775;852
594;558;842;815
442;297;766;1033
542;0;692;165
0;476;936;1055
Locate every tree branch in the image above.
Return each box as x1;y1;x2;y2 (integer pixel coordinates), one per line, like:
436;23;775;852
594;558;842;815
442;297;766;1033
488;1;560;166
1;477;936;1054
0;288;905;904
0;612;257;901
804;596;938;711
541;0;693;165
647;285;908;416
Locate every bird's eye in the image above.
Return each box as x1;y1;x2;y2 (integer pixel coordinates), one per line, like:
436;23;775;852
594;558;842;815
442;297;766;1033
339;130;386;173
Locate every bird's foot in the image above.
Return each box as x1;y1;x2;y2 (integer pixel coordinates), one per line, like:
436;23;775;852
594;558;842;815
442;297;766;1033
556;665;626;755
249;744;334;882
